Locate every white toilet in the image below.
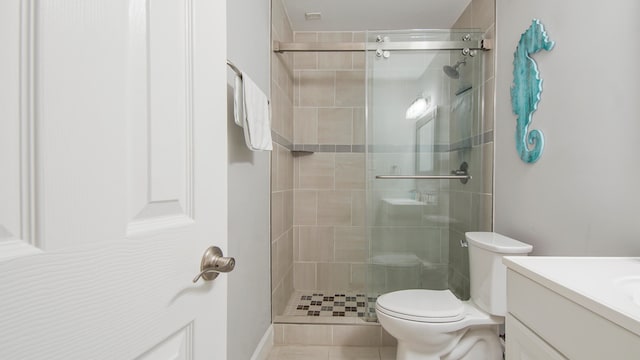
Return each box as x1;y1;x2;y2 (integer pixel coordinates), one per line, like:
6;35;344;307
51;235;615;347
375;232;533;360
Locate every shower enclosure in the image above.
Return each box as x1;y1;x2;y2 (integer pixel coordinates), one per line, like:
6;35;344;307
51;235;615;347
271;28;490;324
364;30;485;320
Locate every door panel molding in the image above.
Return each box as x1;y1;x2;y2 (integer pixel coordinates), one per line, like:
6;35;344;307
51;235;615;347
126;0;195;237
8;0;198;246
20;0;38;248
127;202;194;238
136;322;194;360
0;0;40;261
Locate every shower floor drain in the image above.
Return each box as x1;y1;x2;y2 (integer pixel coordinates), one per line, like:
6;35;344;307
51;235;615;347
285;292;377;317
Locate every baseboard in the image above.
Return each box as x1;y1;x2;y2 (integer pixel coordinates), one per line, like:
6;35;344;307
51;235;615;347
250;325;273;360
274;323;395;346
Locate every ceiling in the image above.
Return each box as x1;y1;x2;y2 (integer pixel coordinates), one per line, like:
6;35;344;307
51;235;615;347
281;0;472;31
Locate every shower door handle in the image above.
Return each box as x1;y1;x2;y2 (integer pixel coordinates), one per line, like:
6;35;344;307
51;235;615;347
375;175;470;180
375;162;471;184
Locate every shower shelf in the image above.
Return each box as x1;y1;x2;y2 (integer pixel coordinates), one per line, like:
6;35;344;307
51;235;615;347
291;150;314;155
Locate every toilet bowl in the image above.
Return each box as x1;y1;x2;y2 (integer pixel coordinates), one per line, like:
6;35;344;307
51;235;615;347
376;232;533;360
376;290;502;360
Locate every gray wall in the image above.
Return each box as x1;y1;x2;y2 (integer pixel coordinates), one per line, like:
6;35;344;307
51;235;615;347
227;0;271;358
495;0;640;255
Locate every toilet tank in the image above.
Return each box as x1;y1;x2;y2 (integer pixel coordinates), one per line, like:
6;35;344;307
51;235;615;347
466;232;533;316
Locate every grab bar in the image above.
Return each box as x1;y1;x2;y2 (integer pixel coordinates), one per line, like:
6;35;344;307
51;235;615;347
375;162;471;184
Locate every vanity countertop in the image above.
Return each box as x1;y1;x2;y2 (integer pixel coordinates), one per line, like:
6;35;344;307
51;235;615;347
503;256;640;337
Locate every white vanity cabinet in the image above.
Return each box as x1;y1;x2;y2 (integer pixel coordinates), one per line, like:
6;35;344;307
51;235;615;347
503;257;640;360
506;313;565;359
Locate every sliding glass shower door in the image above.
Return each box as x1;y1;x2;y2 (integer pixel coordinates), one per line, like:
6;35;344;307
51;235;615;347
365;30;484;320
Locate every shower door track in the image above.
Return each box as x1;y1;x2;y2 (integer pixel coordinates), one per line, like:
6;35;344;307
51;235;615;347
273;40;490;53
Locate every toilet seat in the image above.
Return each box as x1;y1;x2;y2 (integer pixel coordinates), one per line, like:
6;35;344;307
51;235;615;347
376;289;464;323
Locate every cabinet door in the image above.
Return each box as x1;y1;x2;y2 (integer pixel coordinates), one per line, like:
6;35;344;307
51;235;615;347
506;314;567;360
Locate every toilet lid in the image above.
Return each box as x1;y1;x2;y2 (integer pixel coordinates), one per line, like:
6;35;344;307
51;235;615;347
376;289;464;323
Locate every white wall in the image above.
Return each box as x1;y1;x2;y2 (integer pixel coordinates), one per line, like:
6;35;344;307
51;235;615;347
495;0;640;255
227;0;271;359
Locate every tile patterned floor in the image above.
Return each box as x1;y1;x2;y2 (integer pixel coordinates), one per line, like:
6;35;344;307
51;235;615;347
284;291;377;318
267;345;396;360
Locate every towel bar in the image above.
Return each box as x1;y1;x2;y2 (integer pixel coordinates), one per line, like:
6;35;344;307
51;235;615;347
227;60;242;78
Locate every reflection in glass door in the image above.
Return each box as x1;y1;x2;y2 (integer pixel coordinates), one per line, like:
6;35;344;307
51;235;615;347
365;30;484;320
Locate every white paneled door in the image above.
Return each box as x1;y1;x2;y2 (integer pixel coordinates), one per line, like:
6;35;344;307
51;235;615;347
0;0;229;358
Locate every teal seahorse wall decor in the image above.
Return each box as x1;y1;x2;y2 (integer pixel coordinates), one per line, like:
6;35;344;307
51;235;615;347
511;19;555;163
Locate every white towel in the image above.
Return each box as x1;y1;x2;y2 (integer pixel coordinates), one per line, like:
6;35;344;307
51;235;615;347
233;74;244;127
241;72;273;151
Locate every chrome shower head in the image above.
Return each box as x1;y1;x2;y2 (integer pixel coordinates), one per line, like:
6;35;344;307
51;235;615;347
443;58;467;79
443;65;460;79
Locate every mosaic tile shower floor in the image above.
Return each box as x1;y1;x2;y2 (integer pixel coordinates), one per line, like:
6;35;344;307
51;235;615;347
284;291;377;318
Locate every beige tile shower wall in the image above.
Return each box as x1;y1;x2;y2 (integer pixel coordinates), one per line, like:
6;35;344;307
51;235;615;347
271;0;295;317
448;0;496;300
292;31;367;293
293;154;367;292
293;32;366;146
